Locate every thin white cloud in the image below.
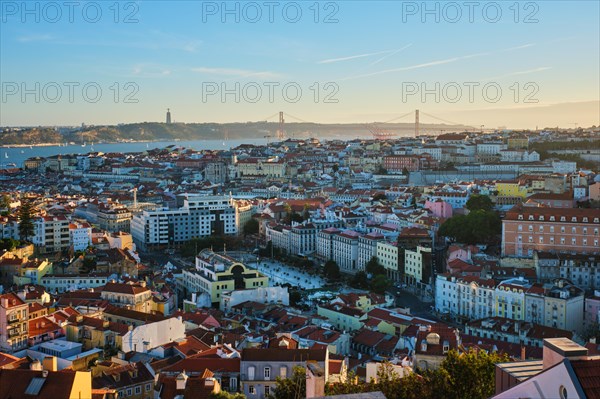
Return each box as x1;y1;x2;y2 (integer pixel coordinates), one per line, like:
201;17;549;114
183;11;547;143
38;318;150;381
131;64;172;78
18;34;54;43
482;67;552;81
318;48;410;64
501;43;536;52
369;44;413;66
340;52;489;81
340;43;534;81
191;67;281;79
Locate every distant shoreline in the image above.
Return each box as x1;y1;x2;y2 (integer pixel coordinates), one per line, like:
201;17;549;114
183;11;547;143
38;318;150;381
0;139;170;148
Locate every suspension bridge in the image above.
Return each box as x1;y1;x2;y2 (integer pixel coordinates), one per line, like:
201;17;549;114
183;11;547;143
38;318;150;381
257;110;486;141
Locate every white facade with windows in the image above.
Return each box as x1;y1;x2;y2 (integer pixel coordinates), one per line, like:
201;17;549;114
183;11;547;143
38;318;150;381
41;274;109;293
69;222;92;251
131;194;237;250
358;233;385;272
332;230;360;274
434;275;585;333
404;245;431;284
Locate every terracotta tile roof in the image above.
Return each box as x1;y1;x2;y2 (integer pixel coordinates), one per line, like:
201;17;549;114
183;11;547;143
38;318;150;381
0;292;26;308
241;348;326;362
155;372;217;399
0;368;77;399
352;328;386;347
294;326;341;344
28;316;61;338
570;359;600;399
268;336;299;349
102;282;149;296
173;336;211;357
329;359;343;375
0;352;21;368
162;357;240;374
92;362;154;390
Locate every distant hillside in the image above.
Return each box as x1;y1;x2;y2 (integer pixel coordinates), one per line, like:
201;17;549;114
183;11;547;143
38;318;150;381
1;121;472;145
0;128;63;145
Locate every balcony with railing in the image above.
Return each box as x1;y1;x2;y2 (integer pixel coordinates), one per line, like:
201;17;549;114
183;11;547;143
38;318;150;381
8;328;21;337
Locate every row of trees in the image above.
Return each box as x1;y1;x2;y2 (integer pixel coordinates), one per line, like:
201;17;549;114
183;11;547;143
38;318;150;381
347;257;392;294
211;349;510;399
180;235;242;258
326;349;510;399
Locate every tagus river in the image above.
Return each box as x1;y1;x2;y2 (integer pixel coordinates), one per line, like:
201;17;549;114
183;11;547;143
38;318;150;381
1;139;270;169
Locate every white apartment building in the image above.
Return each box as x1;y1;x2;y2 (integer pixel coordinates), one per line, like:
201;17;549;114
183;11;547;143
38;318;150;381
33;216;70;254
552;160;577;174
477;142;507;155
268;216;345;257
376;241;400;281
332;230;360;274
40;273;109;293
265;224;291;254
358;232;385;272
0;217;19;240
404;245;432;285
69;221;92;251
131;194;237;250
434;275;585;333
412;146;443;161
290;223;317;256
535;252;600;291
316;227;341;261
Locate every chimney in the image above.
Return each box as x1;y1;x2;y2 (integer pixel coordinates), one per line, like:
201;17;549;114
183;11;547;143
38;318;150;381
521;346;526;360
305;363;325;399
29;360;43;371
176;372;188;390
43;356;58;372
542;338;588;370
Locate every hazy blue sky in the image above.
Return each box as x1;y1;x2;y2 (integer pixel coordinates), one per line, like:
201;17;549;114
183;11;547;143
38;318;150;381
1;0;599;128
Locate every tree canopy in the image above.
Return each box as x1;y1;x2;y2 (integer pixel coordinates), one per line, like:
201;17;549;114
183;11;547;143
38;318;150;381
326;349;510;399
323;260;341;280
366;256;386;277
18;201;35;242
465;194;493;212
243;218;259;236
268;365;306;399
439;210;500;245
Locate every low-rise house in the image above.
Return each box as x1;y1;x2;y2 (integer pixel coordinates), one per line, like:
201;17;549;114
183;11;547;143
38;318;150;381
100;281;152;313
160;353;240;393
28;316;63;346
0;368;93;399
317;304;364;332
0;292;29;353
413;324;460;371
92;361;155;399
66;314;129;351
154;370;222;399
464;317;573;348
240;348;328;399
292;325;351;355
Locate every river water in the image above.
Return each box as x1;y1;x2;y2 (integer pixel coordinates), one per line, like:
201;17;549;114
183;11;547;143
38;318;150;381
0;139;270;168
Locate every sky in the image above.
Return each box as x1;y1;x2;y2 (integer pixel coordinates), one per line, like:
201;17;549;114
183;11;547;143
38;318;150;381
1;0;599;129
